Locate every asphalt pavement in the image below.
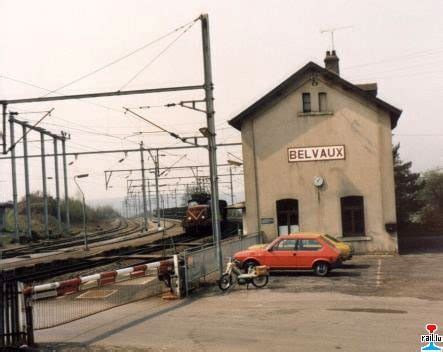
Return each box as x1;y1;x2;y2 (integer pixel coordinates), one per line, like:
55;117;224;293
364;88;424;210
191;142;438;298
35;251;443;351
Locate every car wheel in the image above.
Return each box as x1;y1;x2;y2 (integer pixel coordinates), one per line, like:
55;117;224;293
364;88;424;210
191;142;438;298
314;262;330;277
244;260;259;273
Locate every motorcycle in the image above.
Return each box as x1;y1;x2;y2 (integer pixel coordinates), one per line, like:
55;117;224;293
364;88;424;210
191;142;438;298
218;258;269;291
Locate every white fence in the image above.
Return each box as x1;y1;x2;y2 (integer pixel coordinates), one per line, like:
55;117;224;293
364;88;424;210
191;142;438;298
182;233;262;294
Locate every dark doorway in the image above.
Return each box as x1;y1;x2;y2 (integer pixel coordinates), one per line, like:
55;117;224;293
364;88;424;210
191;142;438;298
276;199;299;235
341;196;365;236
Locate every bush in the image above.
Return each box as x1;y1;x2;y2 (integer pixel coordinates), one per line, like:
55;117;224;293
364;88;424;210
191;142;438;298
418;170;443;231
13;192;120;226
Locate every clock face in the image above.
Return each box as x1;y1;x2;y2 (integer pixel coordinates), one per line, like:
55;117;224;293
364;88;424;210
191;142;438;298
313;176;324;187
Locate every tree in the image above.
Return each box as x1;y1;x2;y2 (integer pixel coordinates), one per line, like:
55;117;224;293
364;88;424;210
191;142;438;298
419;170;443;229
393;144;423;226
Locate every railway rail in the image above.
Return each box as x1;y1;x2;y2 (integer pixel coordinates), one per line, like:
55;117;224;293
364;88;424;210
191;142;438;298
2;217;239;284
13;231;197;283
1;217;142;259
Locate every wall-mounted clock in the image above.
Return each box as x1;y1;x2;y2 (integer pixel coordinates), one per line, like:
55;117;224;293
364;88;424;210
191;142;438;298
313;176;324;188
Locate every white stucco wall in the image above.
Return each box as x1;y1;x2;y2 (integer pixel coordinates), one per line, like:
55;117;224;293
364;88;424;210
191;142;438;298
240;73;398;253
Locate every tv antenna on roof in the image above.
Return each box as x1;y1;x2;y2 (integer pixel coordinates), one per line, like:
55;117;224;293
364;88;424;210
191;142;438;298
320;26;353;51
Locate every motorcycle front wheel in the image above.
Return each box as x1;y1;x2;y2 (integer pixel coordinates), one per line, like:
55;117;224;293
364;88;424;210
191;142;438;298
218;273;233;291
252;275;269;288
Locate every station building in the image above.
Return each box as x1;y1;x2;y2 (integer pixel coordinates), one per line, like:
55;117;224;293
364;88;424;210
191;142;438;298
228;51;402;253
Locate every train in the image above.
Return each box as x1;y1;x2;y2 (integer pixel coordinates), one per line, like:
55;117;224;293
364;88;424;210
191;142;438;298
182;196;228;236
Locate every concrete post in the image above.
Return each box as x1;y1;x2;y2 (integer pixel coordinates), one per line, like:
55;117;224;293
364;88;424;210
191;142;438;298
53;138;62;234
2;104;7;155
9;115;19;238
61;137;70;233
201;14;223;274
22;125;32;238
140;142;148;232
147;178;152;219
40;133;49;239
155;150;160;227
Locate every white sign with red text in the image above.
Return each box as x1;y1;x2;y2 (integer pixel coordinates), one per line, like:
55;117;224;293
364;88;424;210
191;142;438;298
288;145;345;162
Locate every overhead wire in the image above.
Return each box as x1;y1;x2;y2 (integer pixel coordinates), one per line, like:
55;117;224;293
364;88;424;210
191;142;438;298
344;47;443;71
119;19;198;90
39;118;142;145
0;17;200;137
123;107;196;146
0;16;241;197
40;17;199;98
7;109;55;153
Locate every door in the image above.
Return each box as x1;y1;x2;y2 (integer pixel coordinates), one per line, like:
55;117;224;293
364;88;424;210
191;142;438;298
276;199;299;236
295;239;324;268
265;239;297;268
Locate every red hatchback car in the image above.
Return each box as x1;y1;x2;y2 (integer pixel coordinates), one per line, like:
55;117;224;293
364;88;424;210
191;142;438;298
234;233;342;276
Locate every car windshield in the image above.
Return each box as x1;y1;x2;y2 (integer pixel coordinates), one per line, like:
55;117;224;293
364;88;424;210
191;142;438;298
321;235;337;247
273;239;297;251
325;234;339;243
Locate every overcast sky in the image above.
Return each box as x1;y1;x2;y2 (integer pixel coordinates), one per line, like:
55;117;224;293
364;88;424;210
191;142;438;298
0;0;442;207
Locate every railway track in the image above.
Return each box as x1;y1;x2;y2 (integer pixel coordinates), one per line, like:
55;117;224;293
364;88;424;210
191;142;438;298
1;217;142;259
13;231;201;283
3;217;237;284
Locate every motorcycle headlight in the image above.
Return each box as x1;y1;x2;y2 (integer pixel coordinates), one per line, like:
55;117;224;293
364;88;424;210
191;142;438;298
201;215;205;219
187;216;191;221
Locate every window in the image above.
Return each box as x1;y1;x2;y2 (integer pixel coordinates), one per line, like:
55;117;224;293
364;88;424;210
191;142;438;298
302;93;311;113
274;239;297;251
341;196;365;236
319;92;327;112
276;199;299;236
297;239;322;251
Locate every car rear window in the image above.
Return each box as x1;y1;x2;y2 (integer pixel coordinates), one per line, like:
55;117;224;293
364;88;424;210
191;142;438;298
297;239;322;251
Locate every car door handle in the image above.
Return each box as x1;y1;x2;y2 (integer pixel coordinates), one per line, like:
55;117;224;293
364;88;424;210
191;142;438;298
292;253;297;256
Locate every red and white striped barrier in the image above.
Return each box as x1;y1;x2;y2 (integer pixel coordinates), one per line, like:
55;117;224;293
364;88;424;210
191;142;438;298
24;259;174;300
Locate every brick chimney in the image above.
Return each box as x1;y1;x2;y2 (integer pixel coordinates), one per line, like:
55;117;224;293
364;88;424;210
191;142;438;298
324;50;340;75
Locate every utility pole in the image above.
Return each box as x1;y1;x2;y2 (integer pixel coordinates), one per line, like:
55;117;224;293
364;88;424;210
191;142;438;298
201;14;223;274
2;104;7;154
8;114;19;238
53;137;62;234
229;166;234;205
148;149;161;228
74;173;89;250
40;132;49;239
155;150;160;227
22;124;32;238
61;135;70;233
147;178;152;219
136;193;140;217
139;142;148;232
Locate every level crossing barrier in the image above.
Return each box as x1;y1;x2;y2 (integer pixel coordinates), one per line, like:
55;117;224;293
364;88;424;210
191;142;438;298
23;259;174;329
